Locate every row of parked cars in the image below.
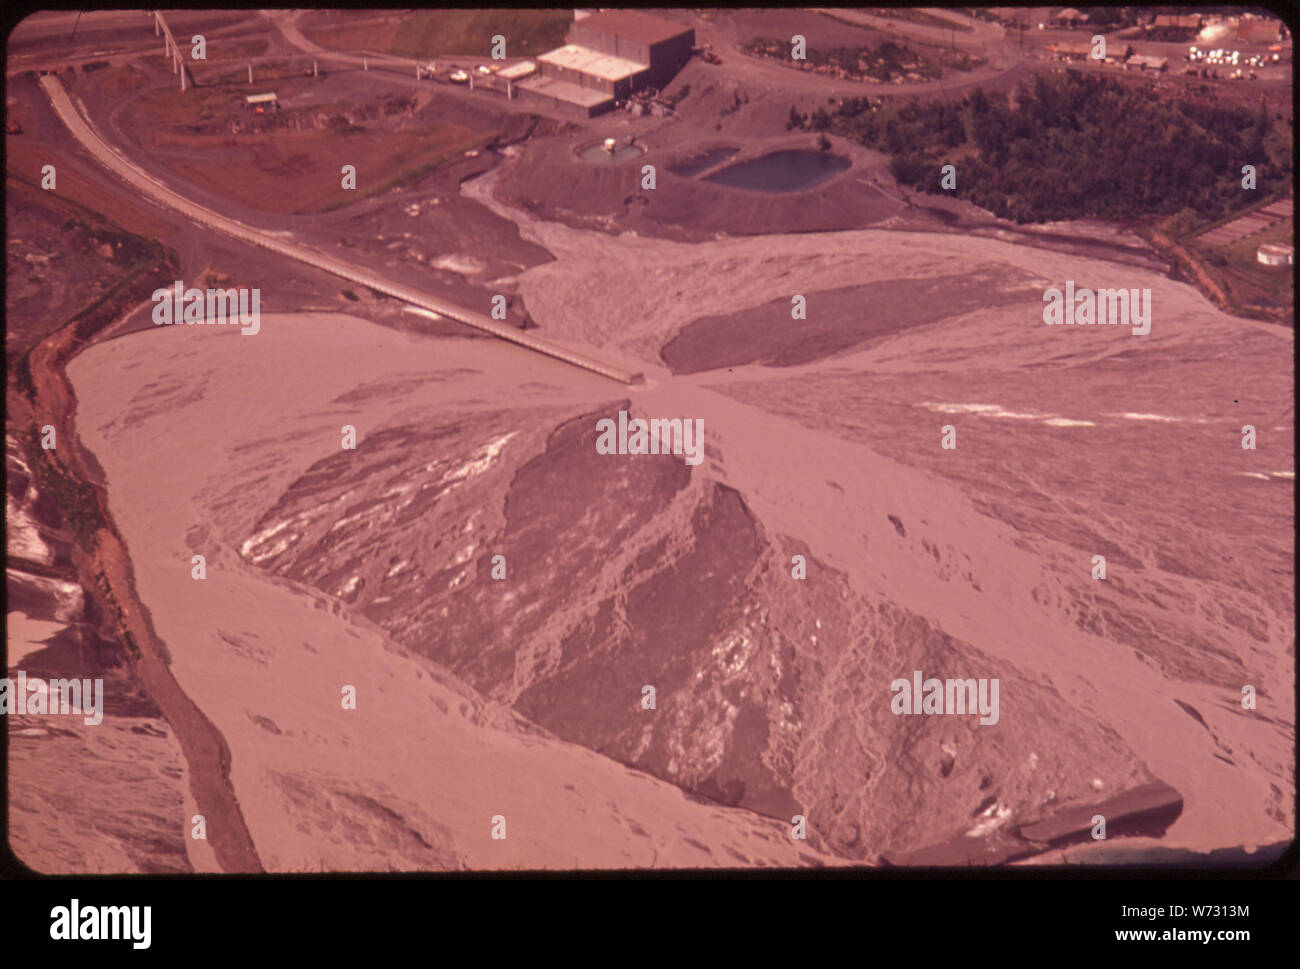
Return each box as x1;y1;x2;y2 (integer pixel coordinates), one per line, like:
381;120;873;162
1188;45;1282;67
421;63;496;84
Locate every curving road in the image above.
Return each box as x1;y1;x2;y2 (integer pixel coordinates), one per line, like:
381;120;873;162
812;7;1007;57
39;73;643;385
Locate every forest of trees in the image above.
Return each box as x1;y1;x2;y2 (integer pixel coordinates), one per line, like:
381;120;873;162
805;72;1291;223
744;37;939;82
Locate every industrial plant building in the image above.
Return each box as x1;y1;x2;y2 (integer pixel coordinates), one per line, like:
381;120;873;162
516;9;694;116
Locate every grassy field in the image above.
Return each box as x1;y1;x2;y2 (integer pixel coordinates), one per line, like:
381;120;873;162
302;18;400;54
93;62;149;99
200;60;319;87
1206;217;1295;309
1191;188;1292;240
151;124;489;214
322;128;498;210
130;82;249;127
867;8;973;32
1175;189;1295;315
6;140;175;238
6;96;34;131
138;53;174;73
112;62;497;214
202;38;270;61
1167;214;1294;317
300;9;571;59
391;9;571;58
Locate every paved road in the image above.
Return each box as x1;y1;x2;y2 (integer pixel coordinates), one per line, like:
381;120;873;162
39;73;643;385
7;10;251;72
812;7;1008;60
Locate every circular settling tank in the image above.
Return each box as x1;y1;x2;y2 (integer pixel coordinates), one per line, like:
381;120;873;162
577;141;646;163
703;149;850;193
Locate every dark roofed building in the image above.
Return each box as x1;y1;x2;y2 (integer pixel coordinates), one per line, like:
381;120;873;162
1153;14;1203;29
518;9;695;115
568;10;694;87
1051;8;1090;27
571;10;692;51
1236;20;1283;43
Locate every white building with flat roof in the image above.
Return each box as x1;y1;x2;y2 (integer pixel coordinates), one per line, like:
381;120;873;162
242;92;279;113
496;60;537;81
536;44;648;92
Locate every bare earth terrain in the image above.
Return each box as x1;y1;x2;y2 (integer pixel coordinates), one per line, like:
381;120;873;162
65;210;1293;866
5;6;1294;873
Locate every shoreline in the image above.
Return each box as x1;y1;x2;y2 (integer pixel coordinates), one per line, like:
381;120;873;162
11;275;264;874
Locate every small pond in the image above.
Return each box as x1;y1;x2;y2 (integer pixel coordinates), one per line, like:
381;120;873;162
703;149;850;193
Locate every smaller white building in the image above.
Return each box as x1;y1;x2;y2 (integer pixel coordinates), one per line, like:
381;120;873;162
243;92;279;112
497;60;537;81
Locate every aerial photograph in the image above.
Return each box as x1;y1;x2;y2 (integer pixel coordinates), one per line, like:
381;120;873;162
4;5;1294;879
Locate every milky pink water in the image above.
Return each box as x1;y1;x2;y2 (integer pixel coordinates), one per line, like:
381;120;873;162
65;179;1294;868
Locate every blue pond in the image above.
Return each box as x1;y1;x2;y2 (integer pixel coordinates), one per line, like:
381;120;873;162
703;149;850;193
